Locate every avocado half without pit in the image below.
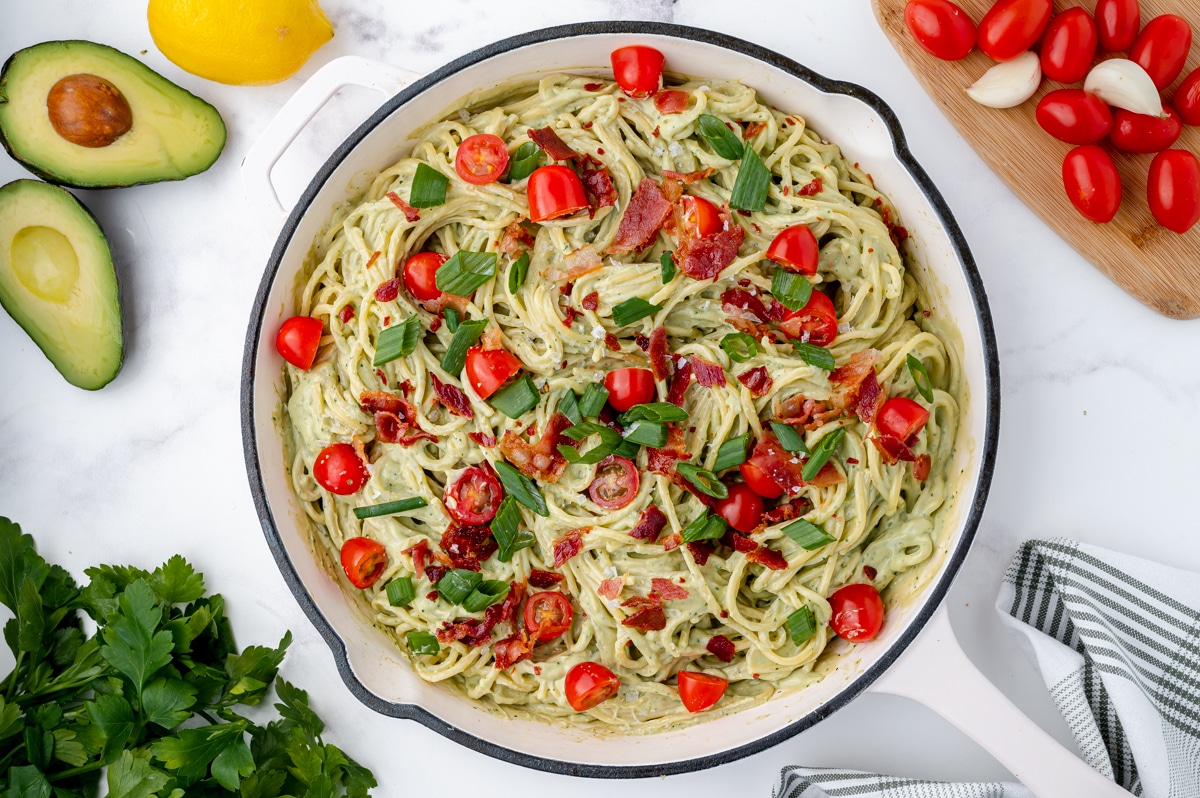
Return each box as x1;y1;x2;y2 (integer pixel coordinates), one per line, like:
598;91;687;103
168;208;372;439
0;179;123;389
0;40;226;188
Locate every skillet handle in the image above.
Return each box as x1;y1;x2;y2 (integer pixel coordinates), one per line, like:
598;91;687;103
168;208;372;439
869;605;1128;797
241;56;420;233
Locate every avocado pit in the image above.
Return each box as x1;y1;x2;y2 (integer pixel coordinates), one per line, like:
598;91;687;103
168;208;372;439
46;73;132;148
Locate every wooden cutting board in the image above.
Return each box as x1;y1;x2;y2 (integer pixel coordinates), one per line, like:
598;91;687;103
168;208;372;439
873;1;1200;319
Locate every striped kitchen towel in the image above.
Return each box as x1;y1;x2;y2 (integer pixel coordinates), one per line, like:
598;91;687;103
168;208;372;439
774;539;1200;798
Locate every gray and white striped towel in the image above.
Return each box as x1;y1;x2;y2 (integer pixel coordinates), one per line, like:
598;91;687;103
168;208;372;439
774;539;1200;798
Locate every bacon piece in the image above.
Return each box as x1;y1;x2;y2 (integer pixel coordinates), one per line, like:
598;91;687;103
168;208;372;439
913;453;932;482
375;411;438;446
707;635;735;663
437;618;490;646
728;532;758;553
854;370;884;424
747;433;806;496
339;304;356;324
686;541;714;566
609;179;675;254
738;367;773;397
529;569;565;589
629;505;668;542
584;82;604;91
493;631;532;670
548;245;603;283
620;593;663;611
747;546;788;570
468;431;497;447
661;167;715;185
403;540;430;580
440;524;497;571
653;89;689;114
805;461;845;487
677;225;745;280
361;390;404;415
422;291;470;317
604;333;621;352
552;529;584;567
651;577;688;600
494;581;526;626
872;434;917;465
386;192;420;222
635;334;651;351
777;395;838;431
797;177;823;197
529;126;578;161
499;221;534;257
761;500;807;526
880;204;909;248
721;288;770;323
742;121;766;138
580;164;616;215
499;412;571;483
662;532;682;551
667;358;693;406
562;307;579;328
622;607;667;632
375;278;400;302
581;291;599;311
646;326;671;380
425;564;447;586
480;325;503;351
690;356;726;388
647;426;691;475
598;576;626;600
829;350;881;417
430;374;473;418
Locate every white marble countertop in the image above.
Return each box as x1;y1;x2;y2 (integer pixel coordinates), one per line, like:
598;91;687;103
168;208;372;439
3;1;1199;793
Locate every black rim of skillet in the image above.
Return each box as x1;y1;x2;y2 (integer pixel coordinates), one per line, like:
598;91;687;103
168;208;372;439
241;20;1001;781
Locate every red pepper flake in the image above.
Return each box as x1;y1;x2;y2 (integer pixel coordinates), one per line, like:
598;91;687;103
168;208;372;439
468;431;497;447
864;565;878;580
635;334;651;351
429;315;443;332
582;121;594;129
596;147;605;155
737;209;751;216
426;591;440;601
365;250;382;270
383;316;391;327
742;121;766;138
398;380;413;395
846;457;859;465
562;281;574;297
581;291;599;311
913;453;932;482
706;635;735;663
339;304;356;324
584;82;603;91
719;610;729;618
562;306;579;328
386;192;420;222
782;185;790;196
652;126;660;138
604;333;621;352
375;368;388;385
797;177;822;197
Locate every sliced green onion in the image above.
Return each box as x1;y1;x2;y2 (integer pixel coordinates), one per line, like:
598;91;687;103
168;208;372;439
771;269;814;312
436;251;497;296
385;576;415;607
730;145;770;211
721;332;758;363
353;497;428;519
559;389;582;426
439;318;488;375
675;462;729;500
713;433;752;471
491;496;534;563
770;422;809;455
578;383;610;418
907;353;935;402
781;518;835;550
794;342;835;371
507;252;530;294
660;251;676;284
558;423;621;465
444;308;460;332
611;297;662;327
697;114;744;160
373;315;421;366
489;375;540;418
801;427;845;482
613;439;641;459
494;461;548;517
409;162;448;208
436;569;481;605
506;142;541;182
786;606;816;645
681;511;728;543
407;630;440;655
623;421;668;448
618;402;689;425
462;580;510;612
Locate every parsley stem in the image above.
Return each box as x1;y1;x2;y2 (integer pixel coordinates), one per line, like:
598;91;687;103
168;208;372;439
197;708;221;725
49;761;104;782
14;676;99;705
5;652;22;698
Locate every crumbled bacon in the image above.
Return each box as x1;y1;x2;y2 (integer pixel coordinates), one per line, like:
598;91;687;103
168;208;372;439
493;631;532;670
738;367;773;397
609;178;677;254
805;461;846;487
707;635;735;663
686;541;714;566
829;350;880;417
622;607;667;632
431;374;473;418
647;426;691;475
580;164;616;216
552;529;584;567
598;576;626;600
854;370;884;424
880;204;909;247
742;121;766;138
562;307;579;328
667;358;693;406
499;221;534;257
913;453;932;482
425;564;447;586
620;593;663;611
653;89;690;114
728;532;758;553
761;500;807;526
361;390;403;415
529;569;565;589
374;411;438;446
386;192;420;222
797;177;822;197
677;225;745;280
661;167;715;184
480;325;503;351
635;334;651;351
661;532;682;551
651;578;688;600
872;434;917;465
468;431;497;447
629;505;668;542
375;278;400;302
548;245;603;282
403;540;430;580
690;356;726;388
440;524;498;571
500;412;570;483
747;433;806;496
529;126;578;160
339;304;356;324
777;395;839;431
648;326;671;380
438;618;489;646
581;291;599;311
604;333;621;352
747;546;788;570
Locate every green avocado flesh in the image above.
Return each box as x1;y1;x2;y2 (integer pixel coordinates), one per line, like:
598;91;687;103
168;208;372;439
0;40;226;188
0;179;122;389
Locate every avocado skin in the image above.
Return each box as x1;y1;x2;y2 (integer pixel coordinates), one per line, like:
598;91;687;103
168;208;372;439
0;40;227;189
0;179;123;389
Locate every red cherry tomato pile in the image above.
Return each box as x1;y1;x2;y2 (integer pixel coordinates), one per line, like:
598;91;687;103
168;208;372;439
904;0;1200;234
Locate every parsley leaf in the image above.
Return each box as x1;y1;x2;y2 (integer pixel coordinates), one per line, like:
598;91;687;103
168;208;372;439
149;555;205;604
99;580;173;696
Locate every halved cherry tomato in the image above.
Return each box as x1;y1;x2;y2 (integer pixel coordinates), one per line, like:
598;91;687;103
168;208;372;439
680;195;722;238
455;133;509;185
1095;0;1140;52
340;537;387;589
444;466;503;524
524;591;573;642
402;252;446;302
766;225;820;275
313;442;369;495
527;165;589;222
714;482;765;533
740;460;784;499
564;661;620;711
1110;107;1182;153
977;0;1052;62
876;397;930;443
276;315;323;370
1062;144;1122;223
465;346;522;399
904;0;977;61
1131;15;1192;90
1173;67;1200;126
1040;8;1098;84
1035;90;1114;145
610;45;664;98
588;455;640;509
1148;149;1200;234
828;583;885;642
677;671;728;713
779;290;838;347
604;367;656;413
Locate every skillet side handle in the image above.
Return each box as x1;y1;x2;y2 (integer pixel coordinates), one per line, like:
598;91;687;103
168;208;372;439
870;605;1129;798
240;56;420;234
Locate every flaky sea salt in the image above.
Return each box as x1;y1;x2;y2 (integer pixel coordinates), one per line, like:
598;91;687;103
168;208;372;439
668;141;683;157
603;566;618;579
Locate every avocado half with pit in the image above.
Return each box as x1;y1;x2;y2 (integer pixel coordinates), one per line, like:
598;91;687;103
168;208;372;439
0;40;226;188
0;179;122;389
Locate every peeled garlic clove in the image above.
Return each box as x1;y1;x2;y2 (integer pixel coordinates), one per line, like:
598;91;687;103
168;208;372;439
966;51;1042;108
1083;59;1165;117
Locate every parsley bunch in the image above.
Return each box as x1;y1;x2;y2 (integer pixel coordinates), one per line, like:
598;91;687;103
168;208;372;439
0;517;376;797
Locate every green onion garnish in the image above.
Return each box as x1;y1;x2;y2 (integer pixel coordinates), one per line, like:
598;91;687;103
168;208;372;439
613;439;641;459
490;496;534;563
386;576;415;607
409;162;449;208
801;427;845;482
436;251;497;296
611;297;662;327
558;422;621;465
786;606;816;645
907;353;934;402
675;462;729;499
462;580;510;612
794;342;835;370
681;511;728;543
771;269;814;312
697;114;745;160
720;332;758;363
507;252;530;294
489;375;540;418
623;421;668;448
407;630;440;655
578;383;610;418
618;402;689;425
439;318;488;375
730;145;770;211
494;461;548;516
373;315;421;366
559;389;582;425
353;497;429;519
770;422;809;455
713;433;752;471
436;569;482;604
660;251;676;284
781;518;835;550
506;142;541;182
444;308;460;333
